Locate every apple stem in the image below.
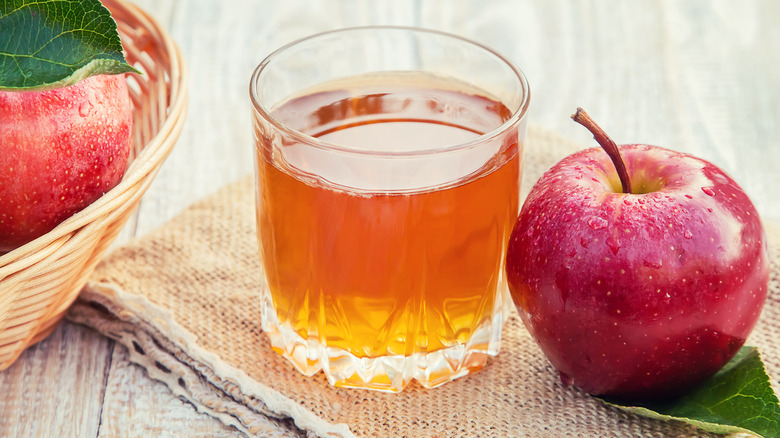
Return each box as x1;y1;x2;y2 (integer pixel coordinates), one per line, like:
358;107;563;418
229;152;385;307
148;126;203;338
571;108;632;194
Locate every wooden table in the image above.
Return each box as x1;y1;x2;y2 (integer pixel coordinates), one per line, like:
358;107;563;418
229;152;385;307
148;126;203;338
2;1;778;436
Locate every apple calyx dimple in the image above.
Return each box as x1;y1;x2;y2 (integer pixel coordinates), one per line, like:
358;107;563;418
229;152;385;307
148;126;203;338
571;108;632;194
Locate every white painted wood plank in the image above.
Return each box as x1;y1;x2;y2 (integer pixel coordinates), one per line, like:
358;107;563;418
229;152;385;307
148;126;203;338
657;0;780;224
0;322;112;438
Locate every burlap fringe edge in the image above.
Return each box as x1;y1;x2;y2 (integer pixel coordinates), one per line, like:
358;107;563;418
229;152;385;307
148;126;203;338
67;282;355;438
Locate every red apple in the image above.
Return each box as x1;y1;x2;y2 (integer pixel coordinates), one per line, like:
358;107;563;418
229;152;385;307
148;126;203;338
506;108;769;401
0;74;133;252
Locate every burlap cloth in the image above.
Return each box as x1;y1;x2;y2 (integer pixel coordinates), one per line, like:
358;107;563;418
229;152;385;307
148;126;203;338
66;125;780;437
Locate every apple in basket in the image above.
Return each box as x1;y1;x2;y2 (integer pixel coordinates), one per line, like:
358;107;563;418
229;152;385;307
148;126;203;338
505;108;769;401
0;74;133;252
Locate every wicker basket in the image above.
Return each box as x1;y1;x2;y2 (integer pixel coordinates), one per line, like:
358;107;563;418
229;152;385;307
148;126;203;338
0;0;188;369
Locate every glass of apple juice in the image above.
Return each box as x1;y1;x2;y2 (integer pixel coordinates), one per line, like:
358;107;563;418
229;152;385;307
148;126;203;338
249;26;530;392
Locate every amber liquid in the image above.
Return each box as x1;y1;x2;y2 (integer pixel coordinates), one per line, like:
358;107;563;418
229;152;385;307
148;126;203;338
254;74;521;389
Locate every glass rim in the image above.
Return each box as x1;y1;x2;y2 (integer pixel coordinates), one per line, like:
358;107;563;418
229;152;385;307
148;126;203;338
249;25;530;157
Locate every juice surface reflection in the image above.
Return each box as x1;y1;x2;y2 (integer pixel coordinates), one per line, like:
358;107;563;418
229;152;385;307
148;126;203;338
254;74;522;387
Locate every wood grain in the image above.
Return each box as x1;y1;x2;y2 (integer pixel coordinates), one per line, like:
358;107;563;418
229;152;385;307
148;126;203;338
0;323;110;437
1;0;778;436
97;345;247;437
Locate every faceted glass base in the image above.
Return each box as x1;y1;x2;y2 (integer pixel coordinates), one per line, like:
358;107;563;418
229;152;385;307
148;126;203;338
260;287;512;393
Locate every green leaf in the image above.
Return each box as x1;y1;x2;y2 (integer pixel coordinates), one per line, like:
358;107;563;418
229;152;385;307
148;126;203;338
0;0;138;91
599;346;780;437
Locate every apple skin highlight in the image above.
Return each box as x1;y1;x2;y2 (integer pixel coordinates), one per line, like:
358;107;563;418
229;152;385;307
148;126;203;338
506;144;769;401
0;74;133;251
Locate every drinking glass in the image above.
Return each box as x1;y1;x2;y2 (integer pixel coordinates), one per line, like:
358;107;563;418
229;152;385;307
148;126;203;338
250;26;529;392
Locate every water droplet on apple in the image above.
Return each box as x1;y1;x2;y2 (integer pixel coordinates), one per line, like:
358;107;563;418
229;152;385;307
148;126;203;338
78;102;93;117
580;237;590;248
559;371;574;387
685;194;693;199
643;259;663;269
606;236;620;255
684;230;693;239
587;217;607;230
702;187;715;196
